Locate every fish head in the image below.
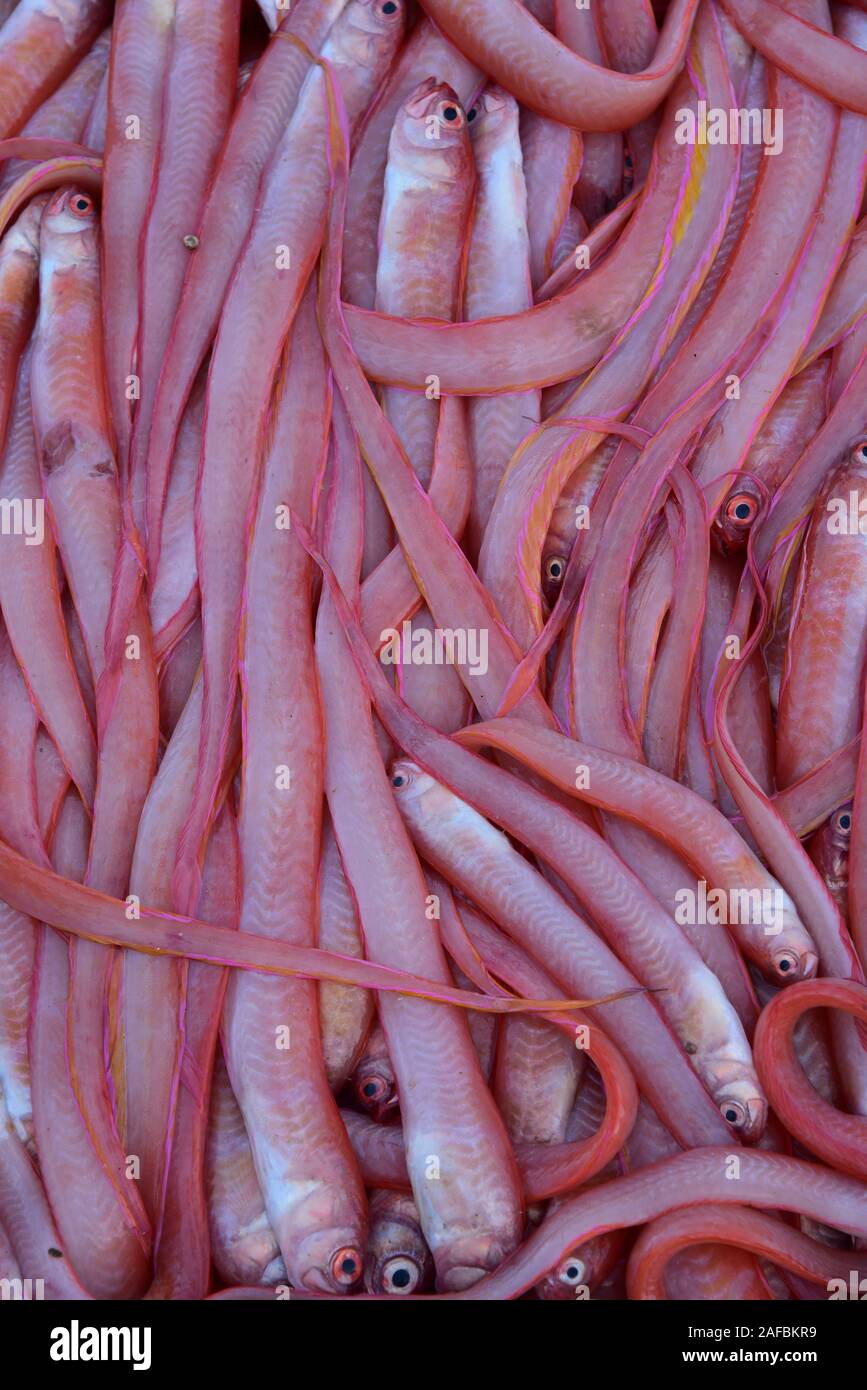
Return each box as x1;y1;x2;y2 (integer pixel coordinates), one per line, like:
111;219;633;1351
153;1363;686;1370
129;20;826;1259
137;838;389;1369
294;1222;366;1295
392;78;472;169
467;85;521;164
389;758;439;807
716;1076;768;1144
352;1042;399;1120
809;806;852;911
712;479;762;554
434;1231;518;1292
364;1191;433;1295
332;0;405;68
535;1252;588;1300
41;187;100;265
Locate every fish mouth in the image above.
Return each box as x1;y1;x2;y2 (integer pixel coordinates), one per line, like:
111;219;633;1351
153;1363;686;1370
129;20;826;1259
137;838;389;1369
439;1264;488;1292
435;1234;514;1291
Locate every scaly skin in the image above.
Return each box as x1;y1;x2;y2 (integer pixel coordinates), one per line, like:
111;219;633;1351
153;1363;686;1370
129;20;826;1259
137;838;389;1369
0;25;109;196
597;0;660;180
457;717;815;986
142;0;351;575
359;395;472;650
373;79;474;728
0;1088;91;1298
342;13;480;310
0;0;108;139
478;6;738;662
225;291;367;1295
778;452;867;787
754;979;867;1180
376;79;475;490
627;1202;867;1300
465;87;539;556
206;1058;286;1290
415;0;698;130
311;563;755;1147
147;806;240;1299
104;0;240;670
318;815;374;1093
0;620;56;1150
0;197;40;452
172;0;404;914
553;0;621;227
31;186;159;1251
341;79;699;395
101;0;177;471
391;760;765;1139
520;106;581;292
30;792;150;1299
210;1149;867;1299
718;0;867;113
148;371;202;660
0;210;96;809
315;352;525;1293
122;675;240;1230
494;1013;579;1148
0;828;592;1012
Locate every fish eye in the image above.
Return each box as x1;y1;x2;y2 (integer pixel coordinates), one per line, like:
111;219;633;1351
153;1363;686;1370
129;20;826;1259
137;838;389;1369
851;438;867;467
439;103;461;124
557;1257;585;1286
467;106;478;123
832;806;853;836
545;555;566;584
381;1257;421;1294
330;1247;361;1286
391;763;413;789
358;1075;389;1104
724;492;758;527
380;0;399;13
773;950;799;978
68;193;93;217
721;1100;746;1128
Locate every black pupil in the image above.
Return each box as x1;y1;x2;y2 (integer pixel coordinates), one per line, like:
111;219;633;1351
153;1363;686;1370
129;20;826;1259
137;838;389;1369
840;815;851;829
392;1267;411;1288
383;1;397;11
341;1257;357;1275
363;1082;377;1097
779;959;791;972
393;775;404;786
566;1266;579;1280
443;107;458;121
725;1109;738;1123
735;503;751;519
467;107;477;122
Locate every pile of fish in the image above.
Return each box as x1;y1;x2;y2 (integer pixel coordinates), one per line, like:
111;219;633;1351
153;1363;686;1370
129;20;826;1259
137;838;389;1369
1;0;867;1303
